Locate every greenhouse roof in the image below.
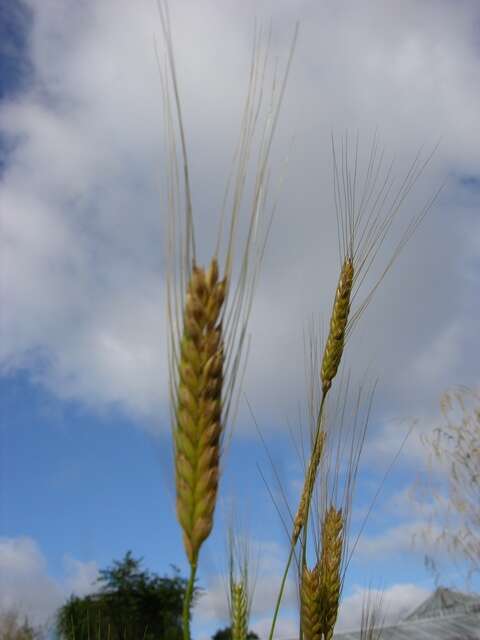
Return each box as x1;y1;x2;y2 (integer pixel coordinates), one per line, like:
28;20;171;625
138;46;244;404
334;587;480;640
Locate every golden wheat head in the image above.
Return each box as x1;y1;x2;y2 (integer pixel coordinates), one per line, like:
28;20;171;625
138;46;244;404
175;258;226;564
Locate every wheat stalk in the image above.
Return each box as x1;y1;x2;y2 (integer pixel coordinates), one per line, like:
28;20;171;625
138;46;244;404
292;134;440;550
293;429;326;545
157;4;297;638
157;5;440;640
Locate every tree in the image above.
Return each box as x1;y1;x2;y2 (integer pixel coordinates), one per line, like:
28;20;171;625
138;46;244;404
211;626;259;640
412;386;480;583
56;551;196;640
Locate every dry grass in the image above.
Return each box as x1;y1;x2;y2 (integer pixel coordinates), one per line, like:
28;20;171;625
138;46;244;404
412;385;480;584
0;610;43;640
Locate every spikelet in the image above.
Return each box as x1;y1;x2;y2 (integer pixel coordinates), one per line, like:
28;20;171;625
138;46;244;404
300;565;322;640
320;258;354;395
292;430;326;544
317;506;344;640
175;258;226;564
231;582;248;640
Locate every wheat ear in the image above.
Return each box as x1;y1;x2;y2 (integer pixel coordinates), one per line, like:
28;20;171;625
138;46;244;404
231;581;248;640
320;258;354;395
176;258;226;564
300;565;321;640
317;505;344;640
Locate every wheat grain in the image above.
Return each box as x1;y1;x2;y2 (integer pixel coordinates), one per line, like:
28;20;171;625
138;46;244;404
175;258;226;564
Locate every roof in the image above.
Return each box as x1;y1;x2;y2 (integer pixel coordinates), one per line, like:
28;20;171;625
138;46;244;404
334;587;480;640
404;586;480;621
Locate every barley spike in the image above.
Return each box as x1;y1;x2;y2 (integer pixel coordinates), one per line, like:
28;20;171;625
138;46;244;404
300;565;322;640
321;258;354;394
318;506;344;640
231;582;248;640
175;257;225;564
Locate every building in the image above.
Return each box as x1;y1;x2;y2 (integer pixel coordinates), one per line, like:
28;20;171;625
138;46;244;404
334;586;480;639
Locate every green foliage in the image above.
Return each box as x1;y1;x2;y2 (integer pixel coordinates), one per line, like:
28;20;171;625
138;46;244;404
56;551;195;640
211;626;259;640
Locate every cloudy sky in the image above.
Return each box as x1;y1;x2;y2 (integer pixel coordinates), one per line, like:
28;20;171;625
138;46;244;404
1;0;479;637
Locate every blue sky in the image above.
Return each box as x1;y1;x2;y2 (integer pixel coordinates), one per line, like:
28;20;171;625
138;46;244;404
1;1;480;638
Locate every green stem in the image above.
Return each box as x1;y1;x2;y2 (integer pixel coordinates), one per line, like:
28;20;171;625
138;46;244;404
268;542;295;640
302;393;327;557
183;560;197;640
268;391;328;640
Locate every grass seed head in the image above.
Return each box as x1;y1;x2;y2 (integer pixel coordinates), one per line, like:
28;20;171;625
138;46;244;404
231;582;248;640
175;258;225;564
300;565;322;640
321;258;354;395
318;505;344;640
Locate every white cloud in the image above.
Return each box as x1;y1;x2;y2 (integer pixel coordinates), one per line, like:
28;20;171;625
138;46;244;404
0;537;99;628
1;0;479;433
63;554;99;597
354;521;443;560
336;582;431;632
252;615;298;640
410;322;465;387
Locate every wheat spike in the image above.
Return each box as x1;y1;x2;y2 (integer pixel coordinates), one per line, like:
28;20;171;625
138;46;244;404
231;581;248;640
300;565;322;640
318;505;344;640
320;258;354;395
175;258;226;564
292;430;326;544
